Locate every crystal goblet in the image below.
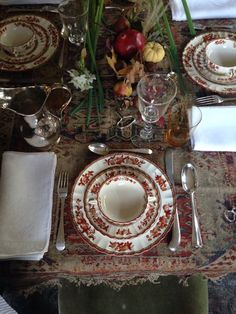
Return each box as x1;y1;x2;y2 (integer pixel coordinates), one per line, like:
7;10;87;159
132;73;177;146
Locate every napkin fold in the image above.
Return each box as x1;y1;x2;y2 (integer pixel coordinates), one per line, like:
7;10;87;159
191;106;236;152
0;151;57;260
170;0;236;21
0;0;61;5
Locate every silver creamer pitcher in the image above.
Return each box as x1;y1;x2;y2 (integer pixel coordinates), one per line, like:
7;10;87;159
0;84;72;148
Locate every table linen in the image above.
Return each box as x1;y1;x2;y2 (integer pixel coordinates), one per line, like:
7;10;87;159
0;3;236;290
191;106;236;152
170;0;236;21
0;295;17;314
0;151;57;260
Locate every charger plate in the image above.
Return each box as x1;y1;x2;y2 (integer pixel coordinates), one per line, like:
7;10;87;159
182;31;236;94
71;153;176;256
0;15;59;71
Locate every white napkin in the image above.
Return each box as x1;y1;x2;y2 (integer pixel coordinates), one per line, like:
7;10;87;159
0;296;17;314
0;151;57;260
191;106;236;152
170;0;236;21
0;0;61;5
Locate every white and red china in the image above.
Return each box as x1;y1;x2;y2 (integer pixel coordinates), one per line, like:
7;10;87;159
0;22;48;65
0;15;59;71
0;21;35;57
84;166;160;239
193;41;236;85
98;175;147;223
71;153;176;255
183;31;236;95
205;38;236;77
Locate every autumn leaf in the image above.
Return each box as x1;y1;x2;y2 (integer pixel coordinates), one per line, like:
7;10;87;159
106;48;118;74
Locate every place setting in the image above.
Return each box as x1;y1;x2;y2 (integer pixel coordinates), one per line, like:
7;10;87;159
0;14;60;72
182;31;236;95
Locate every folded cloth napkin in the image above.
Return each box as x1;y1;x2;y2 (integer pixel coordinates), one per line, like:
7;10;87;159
191;105;236;152
0;151;57;260
0;0;61;5
0;296;17;314
170;0;236;21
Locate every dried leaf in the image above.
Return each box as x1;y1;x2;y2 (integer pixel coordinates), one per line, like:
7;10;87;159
117;65;134;76
106;48;118;74
126;61;145;84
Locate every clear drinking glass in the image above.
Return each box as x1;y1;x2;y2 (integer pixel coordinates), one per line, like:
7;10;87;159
165;99;202;148
58;0;89;46
133;73;177;146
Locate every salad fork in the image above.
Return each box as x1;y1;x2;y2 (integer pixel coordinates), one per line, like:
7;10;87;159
195;95;236;106
56;171;69;251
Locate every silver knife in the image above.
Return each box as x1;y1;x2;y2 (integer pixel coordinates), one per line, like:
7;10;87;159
7;5;58;13
165;148;181;251
194;22;236;31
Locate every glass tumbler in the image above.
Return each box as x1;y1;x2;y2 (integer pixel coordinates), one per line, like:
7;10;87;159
58;0;89;46
165;101;202;147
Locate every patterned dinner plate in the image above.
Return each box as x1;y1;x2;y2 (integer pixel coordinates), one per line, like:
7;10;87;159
0;15;59;71
71;153;176;256
193;40;236;85
182;31;236;94
84;166;160;240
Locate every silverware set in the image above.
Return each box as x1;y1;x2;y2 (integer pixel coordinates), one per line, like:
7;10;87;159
165;150;203;251
55;171;69;251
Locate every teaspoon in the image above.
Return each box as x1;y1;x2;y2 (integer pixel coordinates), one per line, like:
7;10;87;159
88;143;152;156
181;163;203;248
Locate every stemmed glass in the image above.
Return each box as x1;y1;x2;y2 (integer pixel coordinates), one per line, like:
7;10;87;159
132;73;177;147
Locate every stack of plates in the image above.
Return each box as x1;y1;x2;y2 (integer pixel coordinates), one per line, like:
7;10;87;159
0;15;59;71
182;31;236;95
71;153;176;256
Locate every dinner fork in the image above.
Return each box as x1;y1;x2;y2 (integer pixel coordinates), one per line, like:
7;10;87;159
195;95;236;106
56;171;69;251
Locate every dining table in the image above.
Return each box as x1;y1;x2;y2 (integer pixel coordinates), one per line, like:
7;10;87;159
0;1;236;292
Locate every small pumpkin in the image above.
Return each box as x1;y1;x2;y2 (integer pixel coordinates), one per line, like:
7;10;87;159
143;42;165;63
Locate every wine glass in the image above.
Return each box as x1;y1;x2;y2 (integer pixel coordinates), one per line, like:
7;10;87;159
132;73;177;147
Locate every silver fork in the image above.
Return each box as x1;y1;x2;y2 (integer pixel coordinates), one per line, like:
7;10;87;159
56;171;69;251
195;95;236;106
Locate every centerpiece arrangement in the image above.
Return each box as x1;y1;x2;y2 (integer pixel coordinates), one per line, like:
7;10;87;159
68;0;194;126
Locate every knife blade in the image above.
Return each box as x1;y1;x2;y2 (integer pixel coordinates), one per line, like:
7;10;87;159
165;148;181;252
7;5;58;13
194;22;236;31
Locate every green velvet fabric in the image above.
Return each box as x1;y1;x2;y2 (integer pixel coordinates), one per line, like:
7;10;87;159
58;275;208;314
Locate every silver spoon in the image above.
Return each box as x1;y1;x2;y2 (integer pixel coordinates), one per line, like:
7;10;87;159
181;163;203;249
88;143;152;155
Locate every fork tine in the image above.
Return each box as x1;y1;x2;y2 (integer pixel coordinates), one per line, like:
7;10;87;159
63;171;67;188
195;96;217;105
58;171;63;188
62;171;69;188
196;99;214;104
196;96;214;102
65;172;69;186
